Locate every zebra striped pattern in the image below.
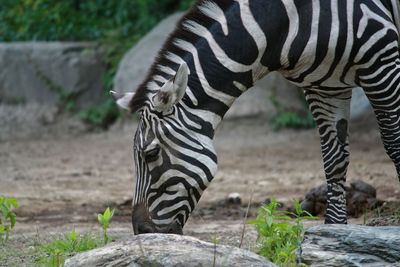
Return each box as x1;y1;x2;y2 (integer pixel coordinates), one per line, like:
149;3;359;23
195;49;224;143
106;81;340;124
113;0;400;232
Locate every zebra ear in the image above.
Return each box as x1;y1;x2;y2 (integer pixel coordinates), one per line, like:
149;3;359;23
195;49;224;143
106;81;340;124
110;91;135;111
152;62;189;112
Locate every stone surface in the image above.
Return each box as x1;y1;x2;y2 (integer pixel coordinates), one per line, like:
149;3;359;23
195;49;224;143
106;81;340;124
0;42;105;107
301;224;400;267
64;234;275;267
301;180;381;217
351;87;374;120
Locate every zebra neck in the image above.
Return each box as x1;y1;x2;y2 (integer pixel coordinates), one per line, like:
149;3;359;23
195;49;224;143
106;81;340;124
178;82;243;138
148;0;273;136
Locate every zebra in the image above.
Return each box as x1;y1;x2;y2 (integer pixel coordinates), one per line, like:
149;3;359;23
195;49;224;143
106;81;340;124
111;0;400;234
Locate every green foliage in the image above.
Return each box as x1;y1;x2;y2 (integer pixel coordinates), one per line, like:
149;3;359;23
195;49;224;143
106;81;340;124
35;230;102;267
271;111;315;130
79;98;119;129
97;207;114;244
33;208;115;266
0;196;18;242
269;91;315;130
248;198;316;266
0;0;194;42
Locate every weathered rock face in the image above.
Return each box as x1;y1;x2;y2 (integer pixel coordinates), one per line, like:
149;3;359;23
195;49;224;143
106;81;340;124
301;225;400;266
0;42;105;107
64;234;275;267
301;180;381;217
351;87;374;120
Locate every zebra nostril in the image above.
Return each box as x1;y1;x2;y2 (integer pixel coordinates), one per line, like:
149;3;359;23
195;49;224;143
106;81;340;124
137;223;155;234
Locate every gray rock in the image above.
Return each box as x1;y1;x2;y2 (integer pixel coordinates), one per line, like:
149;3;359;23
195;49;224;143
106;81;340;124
226;72;306;119
351;87;373;120
302;180;380;217
227;192;242;205
351;180;377;198
64;234;275;267
301;224;400;267
0;42;105;107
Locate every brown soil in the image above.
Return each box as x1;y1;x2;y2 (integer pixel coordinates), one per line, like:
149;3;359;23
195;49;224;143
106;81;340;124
1;116;400;250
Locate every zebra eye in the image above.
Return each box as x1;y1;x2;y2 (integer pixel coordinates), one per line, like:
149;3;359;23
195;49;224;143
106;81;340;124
145;147;160;161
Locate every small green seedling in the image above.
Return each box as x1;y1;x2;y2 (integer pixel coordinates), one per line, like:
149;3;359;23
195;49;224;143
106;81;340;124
0;196;18;242
36;230;102;266
97;207;114;244
248;198;316;266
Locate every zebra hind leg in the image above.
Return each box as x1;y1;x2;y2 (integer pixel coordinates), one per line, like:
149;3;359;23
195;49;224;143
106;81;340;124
304;90;352;224
362;65;400;181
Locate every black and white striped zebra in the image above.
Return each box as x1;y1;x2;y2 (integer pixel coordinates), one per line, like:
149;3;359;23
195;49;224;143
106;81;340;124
111;0;400;234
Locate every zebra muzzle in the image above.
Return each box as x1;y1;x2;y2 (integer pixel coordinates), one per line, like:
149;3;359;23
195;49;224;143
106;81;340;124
132;203;183;235
133;220;183;235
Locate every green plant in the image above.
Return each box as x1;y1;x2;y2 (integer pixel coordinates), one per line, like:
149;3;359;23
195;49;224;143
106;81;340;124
248;198;315;266
271;110;315;130
98;207;114;244
36;230;102;267
269;90;315;130
0;196;18;242
79;98;119;129
0;0;194;42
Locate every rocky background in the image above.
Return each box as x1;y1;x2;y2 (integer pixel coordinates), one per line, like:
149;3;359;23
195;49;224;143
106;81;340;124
1;4;399;267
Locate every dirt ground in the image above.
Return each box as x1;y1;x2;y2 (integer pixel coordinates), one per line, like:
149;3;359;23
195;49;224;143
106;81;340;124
1;115;400;263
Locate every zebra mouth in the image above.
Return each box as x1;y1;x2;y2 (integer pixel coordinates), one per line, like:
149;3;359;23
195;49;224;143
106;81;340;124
133;220;183;235
163;220;183;235
132;203;184;234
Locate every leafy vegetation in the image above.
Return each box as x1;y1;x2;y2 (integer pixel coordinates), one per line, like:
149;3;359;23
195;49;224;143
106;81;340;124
35;231;102;267
248;199;316;266
33;207;115;266
271;110;315;130
269;90;316;130
0;0;194;128
0;196;18;242
97;207;114;244
0;0;194;42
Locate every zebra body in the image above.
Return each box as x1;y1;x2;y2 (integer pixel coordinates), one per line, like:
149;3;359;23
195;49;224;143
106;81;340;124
112;0;400;233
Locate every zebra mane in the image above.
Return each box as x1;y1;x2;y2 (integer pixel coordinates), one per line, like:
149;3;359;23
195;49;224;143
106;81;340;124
129;0;232;113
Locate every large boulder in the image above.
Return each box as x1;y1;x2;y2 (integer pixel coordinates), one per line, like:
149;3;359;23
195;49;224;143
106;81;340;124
301;225;400;266
64;234;275;267
0;42;105;107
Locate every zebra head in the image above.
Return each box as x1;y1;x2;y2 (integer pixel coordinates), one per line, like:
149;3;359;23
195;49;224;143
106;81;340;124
112;63;218;234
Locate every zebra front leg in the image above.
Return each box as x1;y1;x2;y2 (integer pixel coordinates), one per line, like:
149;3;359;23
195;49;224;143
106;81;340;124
304;90;352;224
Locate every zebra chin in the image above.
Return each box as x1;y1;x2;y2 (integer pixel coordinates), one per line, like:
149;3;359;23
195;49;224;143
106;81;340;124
131;202;183;235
